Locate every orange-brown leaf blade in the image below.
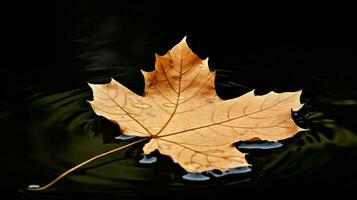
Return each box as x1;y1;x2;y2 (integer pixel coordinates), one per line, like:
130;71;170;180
89;37;304;174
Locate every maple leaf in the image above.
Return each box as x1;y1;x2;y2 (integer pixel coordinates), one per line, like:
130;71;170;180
88;37;304;173
28;37;305;191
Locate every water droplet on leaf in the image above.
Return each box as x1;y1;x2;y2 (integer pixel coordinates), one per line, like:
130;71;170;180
185;161;202;171
133;103;151;109
163;103;176;107
179;96;186;100
203;149;224;155
158;143;171;150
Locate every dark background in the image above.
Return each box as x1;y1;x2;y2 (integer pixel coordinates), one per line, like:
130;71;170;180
2;1;357;199
5;1;357;98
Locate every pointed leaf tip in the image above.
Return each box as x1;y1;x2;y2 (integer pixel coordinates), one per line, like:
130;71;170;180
175;36;188;47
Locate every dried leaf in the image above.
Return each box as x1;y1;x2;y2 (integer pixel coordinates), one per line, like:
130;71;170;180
88;37;304;173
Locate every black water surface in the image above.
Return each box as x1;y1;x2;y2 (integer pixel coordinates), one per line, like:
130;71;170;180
2;1;357;199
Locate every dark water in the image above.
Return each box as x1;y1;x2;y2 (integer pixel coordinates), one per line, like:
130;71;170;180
2;1;357;199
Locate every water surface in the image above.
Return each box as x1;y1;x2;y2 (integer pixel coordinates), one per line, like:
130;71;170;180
2;2;357;198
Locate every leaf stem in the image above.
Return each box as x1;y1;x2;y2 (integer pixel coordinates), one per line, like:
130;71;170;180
29;138;148;191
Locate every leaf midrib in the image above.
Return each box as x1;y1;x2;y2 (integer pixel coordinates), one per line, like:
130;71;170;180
154;52;184;136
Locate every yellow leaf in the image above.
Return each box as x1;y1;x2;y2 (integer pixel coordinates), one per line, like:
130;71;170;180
88;37;304;173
